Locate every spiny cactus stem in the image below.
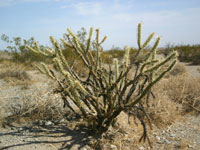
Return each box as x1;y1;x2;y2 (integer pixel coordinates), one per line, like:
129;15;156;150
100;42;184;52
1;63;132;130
35;64;46;74
127;59;176;107
114;58;119;82
45;48;54;55
86;27;93;53
60;38;73;48
40;63;55;79
140;60;159;73
96;29;100;45
137;22;142;49
109;66;131;92
27;46;39;54
124;46;130;67
151;36;160;53
141;32;155;49
66;34;90;68
144;52;176;73
88;50;95;65
99;36;107;45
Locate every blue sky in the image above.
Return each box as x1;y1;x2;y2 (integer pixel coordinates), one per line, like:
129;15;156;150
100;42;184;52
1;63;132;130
0;0;200;50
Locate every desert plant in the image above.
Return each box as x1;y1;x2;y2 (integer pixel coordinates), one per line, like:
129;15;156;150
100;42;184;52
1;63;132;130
163;76;200;114
0;68;31;87
1;34;50;63
169;62;188;77
174;44;200;64
27;23;177;137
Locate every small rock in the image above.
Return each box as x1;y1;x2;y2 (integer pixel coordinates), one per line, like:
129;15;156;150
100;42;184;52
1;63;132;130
116;137;121;142
162;130;166;133
163;139;171;144
169;133;176;137
80;147;88;150
124;134;128;138
156;136;161;141
139;146;144;150
187;144;194;148
108;125;113;131
18;127;23;131
45;121;53;126
110;144;117;150
127;138;131;142
60;119;65;123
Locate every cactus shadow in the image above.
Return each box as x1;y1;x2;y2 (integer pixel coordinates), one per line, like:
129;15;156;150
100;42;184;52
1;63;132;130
0;123;94;150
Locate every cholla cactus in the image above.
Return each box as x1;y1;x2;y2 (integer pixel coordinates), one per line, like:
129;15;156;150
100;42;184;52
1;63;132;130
27;23;177;136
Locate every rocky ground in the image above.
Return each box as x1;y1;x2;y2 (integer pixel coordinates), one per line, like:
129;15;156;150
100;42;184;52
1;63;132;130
0;63;200;150
151;114;200;150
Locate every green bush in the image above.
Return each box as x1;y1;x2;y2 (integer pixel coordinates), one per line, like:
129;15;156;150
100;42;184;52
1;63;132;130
1;34;51;63
176;44;200;64
27;23;177;139
160;44;200;65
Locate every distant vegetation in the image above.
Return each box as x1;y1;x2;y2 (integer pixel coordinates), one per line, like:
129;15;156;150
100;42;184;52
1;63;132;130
1;34;50;64
1;32;200;67
159;43;200;65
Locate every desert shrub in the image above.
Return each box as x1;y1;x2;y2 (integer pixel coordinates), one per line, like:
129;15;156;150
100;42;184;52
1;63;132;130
0;60;33;88
146;79;184;128
159;43;175;57
169;62;188;77
0;70;30;81
159;44;200;65
27;23;177;140
0;68;31;87
101;48;148;65
1;34;51;63
101;48;138;64
0;89;63;127
163;76;200;114
175;44;200;64
101;47;124;64
0;50;11;62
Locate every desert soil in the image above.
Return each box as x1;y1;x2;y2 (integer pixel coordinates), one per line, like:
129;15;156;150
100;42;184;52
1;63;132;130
0;63;200;150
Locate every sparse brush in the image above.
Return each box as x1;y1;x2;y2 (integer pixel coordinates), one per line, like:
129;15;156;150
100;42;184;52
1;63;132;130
27;23;177;143
163;76;200;114
0;68;31;87
169;62;188;77
0;93;63;127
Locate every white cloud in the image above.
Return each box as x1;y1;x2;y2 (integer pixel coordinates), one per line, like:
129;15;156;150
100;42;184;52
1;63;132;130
74;2;102;16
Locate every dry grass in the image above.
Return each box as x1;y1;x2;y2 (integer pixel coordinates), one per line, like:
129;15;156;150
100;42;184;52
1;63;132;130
169;62;188;77
163;76;200;114
1;88;64;127
0;51;11;62
148;79;184;128
0;60;34;88
0;69;31;88
0;69;30;81
147;73;200;128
